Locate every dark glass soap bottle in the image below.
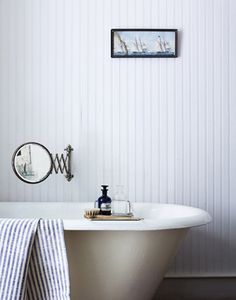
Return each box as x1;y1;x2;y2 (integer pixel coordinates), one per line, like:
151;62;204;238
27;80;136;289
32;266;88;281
98;185;112;215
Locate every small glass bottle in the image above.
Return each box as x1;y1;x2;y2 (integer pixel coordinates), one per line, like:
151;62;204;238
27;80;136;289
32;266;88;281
98;185;112;215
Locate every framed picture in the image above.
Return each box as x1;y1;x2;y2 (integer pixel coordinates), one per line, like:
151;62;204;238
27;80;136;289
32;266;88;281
111;29;178;58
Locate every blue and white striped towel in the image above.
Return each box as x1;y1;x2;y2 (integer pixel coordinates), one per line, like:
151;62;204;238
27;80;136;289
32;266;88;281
0;219;70;300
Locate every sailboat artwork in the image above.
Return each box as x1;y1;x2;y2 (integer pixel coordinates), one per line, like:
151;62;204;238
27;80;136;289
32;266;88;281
111;29;177;58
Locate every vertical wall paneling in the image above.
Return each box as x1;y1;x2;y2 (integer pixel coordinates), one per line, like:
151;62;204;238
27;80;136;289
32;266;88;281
0;0;235;276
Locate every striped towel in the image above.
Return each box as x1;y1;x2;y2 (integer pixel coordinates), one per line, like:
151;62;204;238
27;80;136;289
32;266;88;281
0;219;70;300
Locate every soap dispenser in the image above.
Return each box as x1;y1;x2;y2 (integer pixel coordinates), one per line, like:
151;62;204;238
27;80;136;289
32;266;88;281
98;185;112;215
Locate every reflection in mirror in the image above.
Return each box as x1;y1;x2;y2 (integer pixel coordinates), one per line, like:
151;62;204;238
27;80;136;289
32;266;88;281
12;142;52;184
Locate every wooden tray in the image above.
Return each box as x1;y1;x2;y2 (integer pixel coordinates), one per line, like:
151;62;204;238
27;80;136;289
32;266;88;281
84;214;143;221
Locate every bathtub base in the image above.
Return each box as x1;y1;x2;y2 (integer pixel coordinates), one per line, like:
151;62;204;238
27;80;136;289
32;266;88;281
65;229;188;300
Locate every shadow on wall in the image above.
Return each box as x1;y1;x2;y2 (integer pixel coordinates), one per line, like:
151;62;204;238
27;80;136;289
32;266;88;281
169;224;236;275
154;228;236;300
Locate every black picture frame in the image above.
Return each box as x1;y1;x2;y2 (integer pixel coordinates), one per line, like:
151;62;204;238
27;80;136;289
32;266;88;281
111;29;178;58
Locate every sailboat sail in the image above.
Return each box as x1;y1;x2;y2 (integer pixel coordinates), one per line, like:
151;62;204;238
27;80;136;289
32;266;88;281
114;32;128;55
133;37;140;52
138;37;147;52
157;36;164;52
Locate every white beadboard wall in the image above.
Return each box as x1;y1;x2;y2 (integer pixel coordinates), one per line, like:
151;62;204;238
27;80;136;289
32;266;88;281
0;0;236;276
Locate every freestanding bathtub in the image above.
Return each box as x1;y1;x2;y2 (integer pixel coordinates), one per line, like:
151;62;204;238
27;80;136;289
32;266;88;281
0;202;211;300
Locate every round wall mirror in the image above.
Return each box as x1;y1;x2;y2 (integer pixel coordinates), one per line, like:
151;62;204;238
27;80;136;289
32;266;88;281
12;142;53;184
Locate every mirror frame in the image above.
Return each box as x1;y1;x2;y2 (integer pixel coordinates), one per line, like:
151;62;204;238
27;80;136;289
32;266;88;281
12;142;53;184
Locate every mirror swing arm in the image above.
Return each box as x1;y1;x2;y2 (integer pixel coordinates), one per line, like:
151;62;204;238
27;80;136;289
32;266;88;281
50;145;74;182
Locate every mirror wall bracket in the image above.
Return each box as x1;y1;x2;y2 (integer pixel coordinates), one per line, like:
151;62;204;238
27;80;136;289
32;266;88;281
51;145;74;181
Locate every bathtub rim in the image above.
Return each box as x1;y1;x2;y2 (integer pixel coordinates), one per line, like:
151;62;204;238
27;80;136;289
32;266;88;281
0;201;211;231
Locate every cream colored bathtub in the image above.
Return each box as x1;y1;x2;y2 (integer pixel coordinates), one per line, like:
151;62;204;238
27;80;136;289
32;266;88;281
0;202;211;300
